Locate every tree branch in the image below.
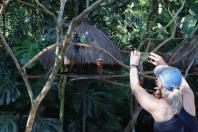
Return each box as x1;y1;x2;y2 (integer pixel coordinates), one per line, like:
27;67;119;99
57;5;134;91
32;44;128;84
101;79;129;87
124;106;143;132
70;77;154;93
69;74;129;81
152;23;177;52
22;43;57;70
34;0;56;20
0;0;12;16
25;0;68;131
17;0;35;8
190;24;198;37
171;41;197;64
64;0;104;47
77;43;129;69
2;0;6;5
151;0;186;35
25;0;103;131
23;43;156;80
22;42;128;70
184;58;195;79
146;0;153;52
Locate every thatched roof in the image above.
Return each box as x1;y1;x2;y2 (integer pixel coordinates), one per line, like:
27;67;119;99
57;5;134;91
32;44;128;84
166;34;198;68
40;22;122;71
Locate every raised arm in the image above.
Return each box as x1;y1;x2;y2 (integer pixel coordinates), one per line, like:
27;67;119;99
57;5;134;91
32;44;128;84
130;51;160;113
148;52;194;95
148;52;196;115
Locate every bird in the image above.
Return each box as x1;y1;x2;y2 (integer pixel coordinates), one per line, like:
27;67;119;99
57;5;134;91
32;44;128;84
72;31;81;53
80;31;89;44
96;59;103;76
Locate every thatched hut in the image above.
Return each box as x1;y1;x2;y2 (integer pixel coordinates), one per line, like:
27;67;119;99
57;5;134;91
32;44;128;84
40;21;122;73
165;30;198;72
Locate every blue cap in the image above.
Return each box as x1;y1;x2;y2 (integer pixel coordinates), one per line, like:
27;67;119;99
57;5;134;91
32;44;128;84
154;65;182;90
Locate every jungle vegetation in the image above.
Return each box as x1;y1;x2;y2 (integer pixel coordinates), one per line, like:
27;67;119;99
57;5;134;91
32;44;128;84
0;0;198;132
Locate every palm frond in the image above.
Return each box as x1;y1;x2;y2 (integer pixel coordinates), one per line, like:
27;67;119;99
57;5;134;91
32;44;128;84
0;79;20;105
32;117;62;132
12;39;45;68
0;114;18;132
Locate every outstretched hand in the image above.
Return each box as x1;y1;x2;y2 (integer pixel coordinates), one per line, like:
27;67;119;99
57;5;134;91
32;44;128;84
148;52;167;66
130;50;140;66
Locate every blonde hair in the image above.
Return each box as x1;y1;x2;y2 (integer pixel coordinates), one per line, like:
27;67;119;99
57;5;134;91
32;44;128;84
162;88;183;115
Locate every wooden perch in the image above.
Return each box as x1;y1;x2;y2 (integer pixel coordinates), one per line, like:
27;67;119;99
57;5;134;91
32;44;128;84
69;74;128;81
23;43;156;80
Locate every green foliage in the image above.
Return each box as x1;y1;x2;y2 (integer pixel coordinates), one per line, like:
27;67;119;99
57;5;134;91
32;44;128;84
1;0;198;131
65;80;130;132
69;81;113;119
140;52;149;62
92;1;149;50
12;38;47;68
0;64;10;78
80;32;89;44
187;1;198;18
32;117;62;132
0;79;20;105
0;114;18;132
0;59;20;105
179;1;198;38
180;15;197;37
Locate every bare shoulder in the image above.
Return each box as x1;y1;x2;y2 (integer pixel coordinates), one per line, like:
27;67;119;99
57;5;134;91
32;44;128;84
152;99;174;122
132;85;162;113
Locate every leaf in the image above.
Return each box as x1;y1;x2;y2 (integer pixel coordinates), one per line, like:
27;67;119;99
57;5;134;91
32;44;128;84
189;2;198;19
158;11;172;25
0;114;18;132
180;15;198;38
107;0;116;5
32;117;62;132
0;65;10;78
12;39;45;68
140;52;148;62
0;79;21;105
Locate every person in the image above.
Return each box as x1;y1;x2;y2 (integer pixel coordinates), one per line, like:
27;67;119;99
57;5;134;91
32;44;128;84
130;50;198;132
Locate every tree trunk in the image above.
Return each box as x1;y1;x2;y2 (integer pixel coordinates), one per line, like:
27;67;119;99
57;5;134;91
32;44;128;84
83;92;86;132
59;68;68;130
25;102;39;132
25;66;60;132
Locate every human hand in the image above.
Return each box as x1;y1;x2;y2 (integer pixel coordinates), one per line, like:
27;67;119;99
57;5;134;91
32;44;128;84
148;52;167;66
130;50;140;66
